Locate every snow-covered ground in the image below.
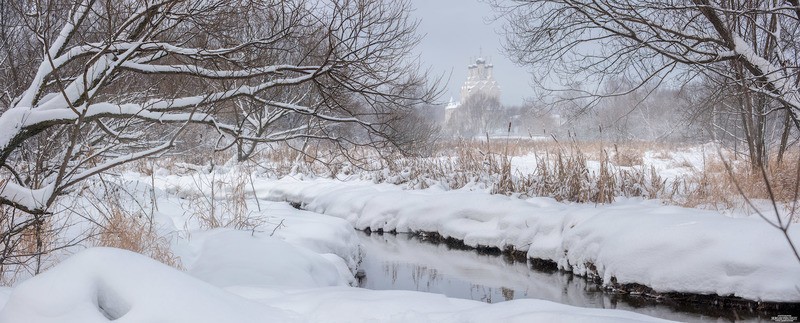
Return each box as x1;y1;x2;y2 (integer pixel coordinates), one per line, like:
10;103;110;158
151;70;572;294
260;176;800;303
0;246;671;322
0;170;675;322
1;142;796;322
509;143;715;190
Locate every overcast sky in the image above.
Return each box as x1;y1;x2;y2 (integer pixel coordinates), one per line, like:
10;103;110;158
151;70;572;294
409;0;531;106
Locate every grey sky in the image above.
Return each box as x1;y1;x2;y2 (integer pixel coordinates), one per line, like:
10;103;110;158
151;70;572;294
409;0;531;106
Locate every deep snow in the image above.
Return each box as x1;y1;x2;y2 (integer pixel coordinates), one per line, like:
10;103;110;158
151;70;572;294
0;247;672;322
259;176;800;302
0;170;677;322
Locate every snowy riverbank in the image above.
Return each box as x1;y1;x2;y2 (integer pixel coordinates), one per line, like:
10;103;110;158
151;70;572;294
259;176;800;304
0;172;675;322
0;245;672;322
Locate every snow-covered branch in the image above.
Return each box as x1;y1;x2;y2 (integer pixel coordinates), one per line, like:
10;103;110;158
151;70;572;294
0;0;437;214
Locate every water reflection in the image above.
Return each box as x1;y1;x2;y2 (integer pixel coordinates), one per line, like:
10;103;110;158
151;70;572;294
356;232;772;322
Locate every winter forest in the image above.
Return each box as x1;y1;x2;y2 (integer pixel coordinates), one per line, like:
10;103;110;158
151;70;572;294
1;0;799;322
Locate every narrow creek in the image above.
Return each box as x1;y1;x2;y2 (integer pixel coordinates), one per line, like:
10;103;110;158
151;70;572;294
355;231;773;322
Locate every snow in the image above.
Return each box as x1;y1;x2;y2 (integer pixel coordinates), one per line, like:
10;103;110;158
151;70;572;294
0;168;678;322
0;248;293;323
260;176;800;302
12;157;794;320
563;210;800;300
178;229;349;289
510;144;711;186
260;287;670;323
0;181;53;213
731;34;800;110
0;287;10;312
0;246;671;323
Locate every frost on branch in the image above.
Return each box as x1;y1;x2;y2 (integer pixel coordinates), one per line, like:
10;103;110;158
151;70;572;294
0;0;437;214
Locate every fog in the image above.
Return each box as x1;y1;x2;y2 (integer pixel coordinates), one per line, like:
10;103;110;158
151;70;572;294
409;0;531;106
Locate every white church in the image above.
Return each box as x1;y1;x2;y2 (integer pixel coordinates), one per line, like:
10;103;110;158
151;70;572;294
444;56;502;123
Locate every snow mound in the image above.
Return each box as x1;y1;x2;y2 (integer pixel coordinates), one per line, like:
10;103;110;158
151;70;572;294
179;229;348;288
261;202;362;274
0;247;292;323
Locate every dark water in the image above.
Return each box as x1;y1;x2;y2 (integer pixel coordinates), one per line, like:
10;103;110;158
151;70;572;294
355;232;781;323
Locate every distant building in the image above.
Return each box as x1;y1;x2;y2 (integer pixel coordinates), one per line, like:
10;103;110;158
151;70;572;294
460;57;501;101
445;57;502;124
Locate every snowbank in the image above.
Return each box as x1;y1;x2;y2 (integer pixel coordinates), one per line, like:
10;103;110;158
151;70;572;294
178;229;350;288
257;201;362;274
0;248;293;323
107;172;363;276
0;247;672;322
0;169;679;322
259;177;800;302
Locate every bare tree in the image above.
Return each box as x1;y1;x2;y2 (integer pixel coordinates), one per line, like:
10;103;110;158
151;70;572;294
0;0;438;216
492;0;800;262
0;0;439;278
491;0;800;166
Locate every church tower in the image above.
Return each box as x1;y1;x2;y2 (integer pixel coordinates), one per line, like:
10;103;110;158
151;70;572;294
444;54;503;125
460;57;501;101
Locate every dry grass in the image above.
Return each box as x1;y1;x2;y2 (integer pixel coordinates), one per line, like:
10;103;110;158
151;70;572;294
81;177;182;269
669;158;695;169
152;138;798;212
612;144;644;167
132;137;798;213
679;159;736;208
0;205;65;285
680;152;800;209
506;146;663;203
94;207;182;269
188;170;265;231
526;150;593;201
652;149;673;160
356;139;670;204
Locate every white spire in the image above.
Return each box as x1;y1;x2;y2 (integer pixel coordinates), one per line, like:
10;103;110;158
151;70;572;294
460;52;501;101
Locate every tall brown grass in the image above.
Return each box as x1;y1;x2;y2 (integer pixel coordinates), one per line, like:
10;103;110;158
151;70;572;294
0;206;57;285
93;206;182;269
188;170;264;231
681;152;800;211
358;139;666;204
134;138;799;213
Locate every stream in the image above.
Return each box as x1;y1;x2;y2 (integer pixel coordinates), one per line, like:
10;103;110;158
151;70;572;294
355;231;774;322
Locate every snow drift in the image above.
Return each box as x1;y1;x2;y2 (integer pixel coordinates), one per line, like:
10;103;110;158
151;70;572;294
259;177;800;302
0;248;293;323
0;247;672;323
